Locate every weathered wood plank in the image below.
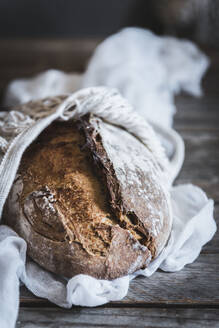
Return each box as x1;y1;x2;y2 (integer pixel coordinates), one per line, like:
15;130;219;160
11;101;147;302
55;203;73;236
175;162;219;200
20;253;219;306
199;204;218;253
174;128;219;201
174;64;219;129
16;307;219;328
174;101;219;129
126;254;219;305
179;129;219;162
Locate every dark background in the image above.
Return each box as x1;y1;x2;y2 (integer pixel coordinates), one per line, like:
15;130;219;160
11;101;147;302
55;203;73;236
0;0;160;38
0;0;218;47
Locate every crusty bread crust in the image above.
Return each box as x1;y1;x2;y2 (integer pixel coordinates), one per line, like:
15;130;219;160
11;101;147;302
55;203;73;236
3;116;171;279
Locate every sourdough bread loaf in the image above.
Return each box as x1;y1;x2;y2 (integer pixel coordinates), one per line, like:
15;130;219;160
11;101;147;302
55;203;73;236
4;114;172;279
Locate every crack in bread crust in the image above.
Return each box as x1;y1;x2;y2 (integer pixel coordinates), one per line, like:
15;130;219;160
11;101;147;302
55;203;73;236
18;120;149;257
78;115;159;258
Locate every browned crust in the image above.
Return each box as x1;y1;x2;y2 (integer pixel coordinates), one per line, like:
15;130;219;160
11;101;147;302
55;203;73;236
3;114;171;279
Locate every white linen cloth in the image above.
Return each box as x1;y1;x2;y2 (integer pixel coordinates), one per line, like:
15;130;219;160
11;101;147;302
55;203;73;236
0;28;216;328
83;28;209;127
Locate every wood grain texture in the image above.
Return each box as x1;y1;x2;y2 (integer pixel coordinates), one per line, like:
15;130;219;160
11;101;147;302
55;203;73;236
16;307;219;328
19;254;219;306
175;128;219;201
0;39;219;326
202;205;219;253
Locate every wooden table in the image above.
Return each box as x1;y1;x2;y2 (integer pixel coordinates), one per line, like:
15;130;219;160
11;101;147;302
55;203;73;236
0;40;219;327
